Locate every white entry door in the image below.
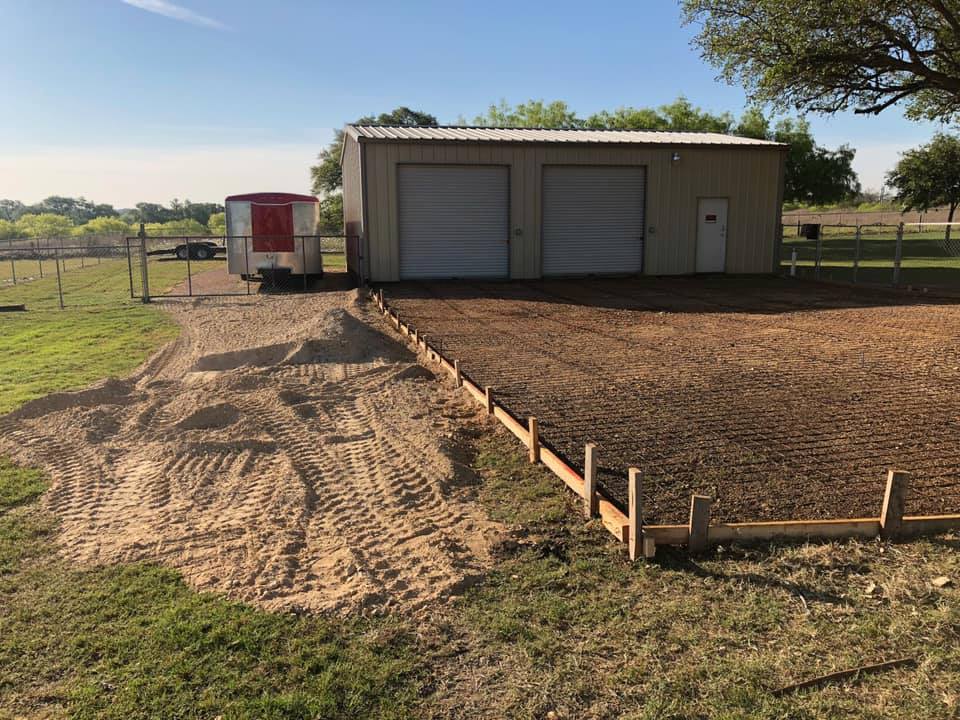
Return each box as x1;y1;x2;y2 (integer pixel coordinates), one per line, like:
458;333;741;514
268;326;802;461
696;198;728;273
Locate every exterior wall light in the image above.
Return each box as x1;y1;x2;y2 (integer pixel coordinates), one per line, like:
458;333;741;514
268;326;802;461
671;151;681;162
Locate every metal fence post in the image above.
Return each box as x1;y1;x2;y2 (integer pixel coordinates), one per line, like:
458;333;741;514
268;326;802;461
9;254;15;285
54;246;64;309
244;236;251;295
893;222;904;286
815;229;823;280
790;248;797;277
36;241;43;279
184;236;193;297
853;225;861;283
125;238;134;298
59;238;65;274
302;236;308;292
139;223;150;303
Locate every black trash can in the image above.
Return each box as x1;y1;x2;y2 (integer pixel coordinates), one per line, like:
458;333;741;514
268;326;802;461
801;223;821;240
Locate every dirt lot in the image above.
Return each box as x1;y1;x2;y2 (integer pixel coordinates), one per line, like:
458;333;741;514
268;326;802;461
383;276;960;525
0;281;505;614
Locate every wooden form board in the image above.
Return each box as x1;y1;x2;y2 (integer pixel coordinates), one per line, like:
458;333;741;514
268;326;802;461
372;289;960;553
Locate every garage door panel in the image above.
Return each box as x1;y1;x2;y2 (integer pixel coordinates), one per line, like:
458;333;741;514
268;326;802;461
542;166;645;276
399;165;509;280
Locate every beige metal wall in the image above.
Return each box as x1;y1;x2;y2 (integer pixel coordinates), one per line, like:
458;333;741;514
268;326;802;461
350;138;786;281
341;135;364;276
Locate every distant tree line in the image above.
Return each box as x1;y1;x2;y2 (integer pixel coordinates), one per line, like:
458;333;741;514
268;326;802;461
311;99;862;231
0;197;226;240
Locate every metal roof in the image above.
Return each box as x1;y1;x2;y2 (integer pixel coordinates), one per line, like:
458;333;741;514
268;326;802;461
345;125;787;148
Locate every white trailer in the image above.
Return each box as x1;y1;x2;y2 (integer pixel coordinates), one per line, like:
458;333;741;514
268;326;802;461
224;192;321;281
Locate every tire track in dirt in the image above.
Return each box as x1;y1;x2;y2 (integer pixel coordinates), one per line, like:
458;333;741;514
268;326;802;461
0;289;505;614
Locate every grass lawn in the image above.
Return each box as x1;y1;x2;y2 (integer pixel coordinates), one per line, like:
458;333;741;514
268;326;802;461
1;262;958;718
0;258;218;413
781;230;960;287
322;252;346;270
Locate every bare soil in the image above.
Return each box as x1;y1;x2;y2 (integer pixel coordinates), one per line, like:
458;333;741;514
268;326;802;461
383;276;960;524
0;280;505;614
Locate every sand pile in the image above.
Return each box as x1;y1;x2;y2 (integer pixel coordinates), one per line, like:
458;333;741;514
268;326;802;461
0;289;504;614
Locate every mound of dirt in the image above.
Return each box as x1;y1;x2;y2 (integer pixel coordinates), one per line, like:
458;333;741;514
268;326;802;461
0;290;505;615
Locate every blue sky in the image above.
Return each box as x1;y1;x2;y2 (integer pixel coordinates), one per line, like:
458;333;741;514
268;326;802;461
1;0;946;206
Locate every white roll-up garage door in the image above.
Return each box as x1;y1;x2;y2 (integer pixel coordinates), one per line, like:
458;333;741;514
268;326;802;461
542;166;646;276
399;165;509;280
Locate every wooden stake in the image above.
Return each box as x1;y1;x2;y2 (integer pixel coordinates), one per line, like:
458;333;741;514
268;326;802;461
642;533;656;559
485;386;494;415
527;416;539;463
628;467;643;561
880;470;909;540
688;495;712;554
583;443;598;518
454;359;462;387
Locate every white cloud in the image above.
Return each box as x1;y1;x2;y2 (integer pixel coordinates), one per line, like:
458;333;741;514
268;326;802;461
121;0;227;30
0;145;324;207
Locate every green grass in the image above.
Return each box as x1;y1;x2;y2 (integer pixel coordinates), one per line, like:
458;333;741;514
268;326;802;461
0;258;214;413
781;230;960;287
322;253;346;270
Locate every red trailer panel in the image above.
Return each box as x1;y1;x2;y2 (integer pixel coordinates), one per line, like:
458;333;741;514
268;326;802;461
251;203;295;253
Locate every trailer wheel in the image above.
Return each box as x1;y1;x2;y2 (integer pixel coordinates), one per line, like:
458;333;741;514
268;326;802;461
194;245;212;260
176;245;189;260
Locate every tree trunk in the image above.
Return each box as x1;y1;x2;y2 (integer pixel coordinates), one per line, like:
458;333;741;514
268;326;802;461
948;203;957;244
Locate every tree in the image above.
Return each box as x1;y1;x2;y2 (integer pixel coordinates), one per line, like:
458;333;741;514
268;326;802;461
15;213;74;238
774;119;860;204
0;219;16;239
0;200;27;222
317;194;343;233
682;0;960;122
207;212;226;235
143;219;209;237
584;97;734;132
25;196;116;223
74;216;132;236
887;133;960;240
472;100;580;128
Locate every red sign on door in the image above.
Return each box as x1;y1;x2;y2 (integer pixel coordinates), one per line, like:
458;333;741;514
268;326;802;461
251;203;295;253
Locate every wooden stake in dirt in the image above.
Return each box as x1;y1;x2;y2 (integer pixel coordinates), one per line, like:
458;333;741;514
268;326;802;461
688;495;712;554
628;467;643;561
583;443;598;518
880;470;909;540
527;416;539;464
485;386;494;415
454;360;462;388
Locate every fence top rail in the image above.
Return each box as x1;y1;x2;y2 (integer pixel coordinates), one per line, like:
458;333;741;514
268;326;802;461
125;234;359;241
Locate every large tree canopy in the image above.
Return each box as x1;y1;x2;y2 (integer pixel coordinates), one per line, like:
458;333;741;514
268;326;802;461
682;0;960;122
471;100;580;128
887;133;960;237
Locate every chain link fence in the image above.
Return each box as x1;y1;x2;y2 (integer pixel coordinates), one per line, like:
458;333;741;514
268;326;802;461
0;232;355;310
780;221;960;290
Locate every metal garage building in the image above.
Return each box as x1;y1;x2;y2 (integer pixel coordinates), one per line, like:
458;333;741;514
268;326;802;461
340;125;787;282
